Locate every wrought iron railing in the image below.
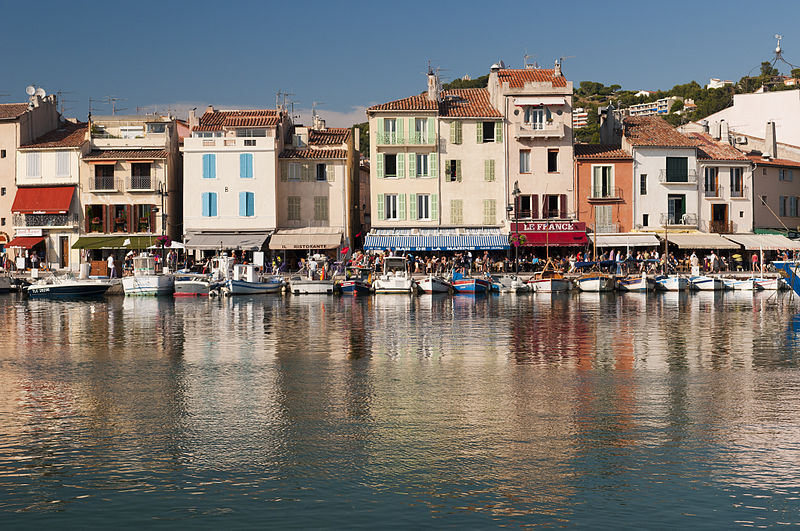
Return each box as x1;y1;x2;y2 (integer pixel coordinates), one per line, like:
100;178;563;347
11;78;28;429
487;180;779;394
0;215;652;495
590;186;623;199
128;174;153;191
658;169;698;184
729;185;748;198
704;185;723;198
660;212;698;226
13;213;79;227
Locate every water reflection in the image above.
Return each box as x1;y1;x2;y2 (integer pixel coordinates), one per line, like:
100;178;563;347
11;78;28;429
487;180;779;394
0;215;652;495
1;292;800;526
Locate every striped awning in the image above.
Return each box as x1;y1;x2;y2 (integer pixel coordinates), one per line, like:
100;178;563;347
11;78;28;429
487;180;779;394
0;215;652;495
363;231;508;251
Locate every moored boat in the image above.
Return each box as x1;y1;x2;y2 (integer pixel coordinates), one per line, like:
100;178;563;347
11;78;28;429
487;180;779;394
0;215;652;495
122;253;174;296
617;273;652;292
654;275;689;291
174;273;223;297
418;274;451;294
27;275;112;298
373;256;415;294
226;264;283;295
451;271;489;294
689;275;725;291
721;277;759;291
338;266;372;295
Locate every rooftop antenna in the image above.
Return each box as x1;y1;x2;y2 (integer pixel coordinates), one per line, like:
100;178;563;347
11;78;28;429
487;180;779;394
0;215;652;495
312;101;324;119
524;52;536;69
105;95;127;115
55;90;75;115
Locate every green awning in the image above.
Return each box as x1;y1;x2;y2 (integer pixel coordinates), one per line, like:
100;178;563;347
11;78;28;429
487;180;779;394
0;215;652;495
754;228;789;235
72;236;159;250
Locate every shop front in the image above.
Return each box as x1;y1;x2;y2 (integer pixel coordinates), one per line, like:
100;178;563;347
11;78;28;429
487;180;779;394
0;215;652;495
510;221;588;248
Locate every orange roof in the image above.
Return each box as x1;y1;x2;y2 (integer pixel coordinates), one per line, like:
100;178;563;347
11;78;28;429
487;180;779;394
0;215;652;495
367;94;439;112
309;128;351;145
84;149;168;160
746;155;800;168
688;133;748;161
440;88;502;118
623;116;698;147
497;68;567;88
279;149;347;159
20;122;88;149
195;109;279;131
0;103;29;120
574;144;632;159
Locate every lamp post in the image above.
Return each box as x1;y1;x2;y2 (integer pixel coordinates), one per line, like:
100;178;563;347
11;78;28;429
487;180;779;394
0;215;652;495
157;181;168;237
512;180;521;274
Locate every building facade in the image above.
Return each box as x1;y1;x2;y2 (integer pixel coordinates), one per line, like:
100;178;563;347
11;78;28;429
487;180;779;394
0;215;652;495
573;144;634;234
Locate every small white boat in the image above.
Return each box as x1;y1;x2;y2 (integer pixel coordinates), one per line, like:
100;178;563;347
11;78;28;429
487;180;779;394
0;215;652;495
689;275;725;291
722;278;759;291
418;275;451;294
27;275;112;298
654;275;689;291
753;277;783;290
617;273;652;292
488;275;529;293
576;273;615;292
225;264;283;295
373;256;415;294
174;273;223;297
289;277;335;294
122;253;174;296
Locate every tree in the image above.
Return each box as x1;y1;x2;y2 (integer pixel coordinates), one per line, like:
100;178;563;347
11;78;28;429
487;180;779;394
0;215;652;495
792;68;800;80
761;61;779;77
442;74;489;90
669;99;684;114
354;122;369;155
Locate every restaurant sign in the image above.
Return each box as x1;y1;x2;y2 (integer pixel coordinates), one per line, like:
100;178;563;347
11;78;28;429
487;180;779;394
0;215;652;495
510;221;587;247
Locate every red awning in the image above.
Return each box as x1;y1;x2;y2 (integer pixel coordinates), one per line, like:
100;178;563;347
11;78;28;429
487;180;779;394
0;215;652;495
6;236;44;249
11;186;75;214
512;221;588;247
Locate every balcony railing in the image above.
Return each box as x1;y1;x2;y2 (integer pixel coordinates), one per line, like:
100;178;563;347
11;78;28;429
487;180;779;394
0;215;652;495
409;132;434;145
128;174;154;191
659;212;698;226
589;186;623;200
658;169;698;184
704;185;724;198
375;132;405;145
514;122;565;139
13;213;79;228
91;176;121;192
730;185;748;199
708;220;736;234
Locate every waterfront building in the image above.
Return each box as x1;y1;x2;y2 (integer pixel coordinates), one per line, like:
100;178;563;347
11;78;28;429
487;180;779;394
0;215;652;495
0;92;61;256
74;114;181;268
627;96;680;117
271;114;359;260
746;153;800;234
183;106;290;256
573;144;634;234
12;121;88;270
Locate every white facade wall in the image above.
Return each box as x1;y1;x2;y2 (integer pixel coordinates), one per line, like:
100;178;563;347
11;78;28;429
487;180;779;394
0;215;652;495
633;147;698;229
277;161;347;229
17;149;81;186
697;162;753;234
703;91;800;149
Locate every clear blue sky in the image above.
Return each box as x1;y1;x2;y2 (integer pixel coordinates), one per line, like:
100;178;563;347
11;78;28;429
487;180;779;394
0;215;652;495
1;0;797;126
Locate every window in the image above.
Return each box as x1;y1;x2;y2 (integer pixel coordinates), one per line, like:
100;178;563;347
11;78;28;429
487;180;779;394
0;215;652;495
244;139;256;146
147;123;166;133
780;195;787;217
415;118;428;144
288;163;301;181
704;167;718;196
383;118;397;143
202;154;216;179
316;163;327;181
450;121;462;144
56;151;70;177
445;159;461;182
667;194;686;224
547;149;558;173
543;195;562;218
483;199;497;225
240;154;254;178
595;205;614;233
730;167;743;197
640;174;647;195
0;150;5;158
94;164;115;190
484;159;496;181
481;121;495;142
287;197;301;221
416;194;430;220
238;192;255;217
450;199;463;224
524;106;547;129
313;196;329;222
760;195;768;208
642;213;649;227
1;218;4;226
519;151;531;173
592;166;613;198
384;194;398;220
136;205;153;232
791;196;798;217
384;154;398;178
1;187;5;196
201;192;218;217
236;128;266;137
131;163;152;189
665;157;688;182
27;153;41;177
120;126;144;139
516;195;538;219
416;154;428;177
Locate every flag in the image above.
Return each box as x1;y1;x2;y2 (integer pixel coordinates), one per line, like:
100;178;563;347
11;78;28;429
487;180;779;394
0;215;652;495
123;238;131;247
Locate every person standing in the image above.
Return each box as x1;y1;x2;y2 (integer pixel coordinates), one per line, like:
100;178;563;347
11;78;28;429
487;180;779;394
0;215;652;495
107;254;117;278
751;252;759;272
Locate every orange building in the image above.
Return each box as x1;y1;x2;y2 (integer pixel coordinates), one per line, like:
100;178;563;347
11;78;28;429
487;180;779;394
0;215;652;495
574;144;634;233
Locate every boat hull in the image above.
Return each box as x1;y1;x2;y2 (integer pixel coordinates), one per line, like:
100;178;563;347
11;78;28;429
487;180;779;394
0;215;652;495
529;278;570;293
339;280;372;295
655;276;689;291
122;275;174;296
174;280;217;297
451;278;489;294
576;276;615;292
690;276;725;291
418;277;451;293
722;278;759;291
228;279;283;295
617;276;650;292
373;277;414;294
27;282;111;298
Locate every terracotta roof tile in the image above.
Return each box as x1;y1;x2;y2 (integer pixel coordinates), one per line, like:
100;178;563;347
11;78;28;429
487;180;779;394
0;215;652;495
367;94;439;112
195;109;279;131
623;116;698;147
279;149;347;159
20;122;88;149
688;132;748;161
440;88;502;118
84;149;168;160
0;103;30;120
574;144;632;159
309;128;351;145
497;68;567;88
746;155;800;168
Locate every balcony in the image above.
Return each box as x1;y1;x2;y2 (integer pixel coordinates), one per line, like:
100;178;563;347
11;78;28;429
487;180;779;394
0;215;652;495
408;132;434;145
514;122;565;139
659;212;698;227
730;185;748;199
13;213;79;228
90;176;123;192
375;132;406;145
127;174;154;191
91;132;167;149
708;220;736;234
588;186;623;202
704;185;723;198
658;169;698;184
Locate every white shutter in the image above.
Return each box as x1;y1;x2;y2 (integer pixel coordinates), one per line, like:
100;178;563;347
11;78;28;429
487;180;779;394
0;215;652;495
27;153;41;177
56;151;70;177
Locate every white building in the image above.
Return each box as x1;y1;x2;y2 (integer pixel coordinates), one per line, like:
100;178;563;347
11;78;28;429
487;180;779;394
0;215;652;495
706;78;733;90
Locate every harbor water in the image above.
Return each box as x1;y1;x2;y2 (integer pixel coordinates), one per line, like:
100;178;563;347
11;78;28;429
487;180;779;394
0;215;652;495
2;291;800;528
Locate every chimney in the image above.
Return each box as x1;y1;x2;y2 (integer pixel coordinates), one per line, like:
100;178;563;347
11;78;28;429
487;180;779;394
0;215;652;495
720;120;731;145
188;108;198;130
554;59;562;77
426;68;439;102
312;114;325;131
701;120;709;134
765;120;778;158
205;105;215;115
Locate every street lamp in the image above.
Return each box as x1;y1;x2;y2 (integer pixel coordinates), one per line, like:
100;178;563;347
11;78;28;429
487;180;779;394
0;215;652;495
512;180;521;274
157;181;168;237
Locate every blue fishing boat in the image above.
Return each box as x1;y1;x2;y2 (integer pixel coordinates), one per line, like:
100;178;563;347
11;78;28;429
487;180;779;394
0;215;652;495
339;266;372;295
773;261;800;294
451;271;490;294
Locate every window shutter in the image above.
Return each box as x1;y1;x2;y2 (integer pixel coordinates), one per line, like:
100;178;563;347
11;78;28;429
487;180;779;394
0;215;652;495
396;118;404;144
451;200;462;225
399;194;406;220
376;118;384;142
239;192;246;216
409;118;416;143
149;204;156;231
431;193;438;221
490;159;495;181
397;152;405;178
202;193;209;217
444;159;451;179
281;164;288;181
408;153;416;178
483;200;490;225
456;122;462;144
56;152;69;176
429;153;437;178
409;193;417;220
456;160;462;182
427;117;434;144
476;122;483;143
532;194;539;218
321;196;328;221
495;121;502;142
327;165;334;182
377;153;384;179
560;194;568;218
211;194;218;217
377;194;385;221
489;199;496;224
127;204;134;233
85;205;91;232
240;153;253;178
450;122;457;144
484;160;495;181
302;164;311;182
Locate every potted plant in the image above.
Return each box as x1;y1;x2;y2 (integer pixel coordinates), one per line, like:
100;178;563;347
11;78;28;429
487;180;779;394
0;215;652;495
139;217;149;232
510;234;527;247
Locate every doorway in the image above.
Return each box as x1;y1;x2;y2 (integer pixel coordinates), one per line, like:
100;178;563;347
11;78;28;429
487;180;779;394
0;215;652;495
711;203;729;233
60;236;69;269
667;194;686;224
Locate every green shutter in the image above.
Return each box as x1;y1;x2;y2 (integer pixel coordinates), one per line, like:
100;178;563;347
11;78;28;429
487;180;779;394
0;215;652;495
408;153;416;178
399;194;406;220
476;122;483;143
484;160;491;181
450;122;457;144
456;122;462;144
397;151;405;178
483;200;489;225
456;160;462;182
409;193;417;220
327;165;334;182
376;118;384;143
489;159;495;181
489;199;496;224
495;121;502;142
301;164;311;181
377;153;384;179
281;164;288;181
377;194;385;220
396;118;403;144
409;118;416;143
444;159;451;180
427;117;434;144
429;153;437;178
431;193;438;221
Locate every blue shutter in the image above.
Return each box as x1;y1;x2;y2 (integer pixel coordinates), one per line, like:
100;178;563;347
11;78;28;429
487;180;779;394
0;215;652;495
210;192;217;217
239;192;246;216
201;192;209;217
240;153;254;178
247;192;255;216
203;154;216;179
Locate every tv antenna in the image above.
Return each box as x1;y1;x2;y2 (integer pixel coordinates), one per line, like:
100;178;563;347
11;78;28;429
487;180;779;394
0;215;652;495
56;90;76;115
105;95;127;115
524;52;538;68
312;101;324;120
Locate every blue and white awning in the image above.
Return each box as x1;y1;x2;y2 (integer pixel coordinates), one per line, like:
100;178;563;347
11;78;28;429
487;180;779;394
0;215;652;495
364;230;508;251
